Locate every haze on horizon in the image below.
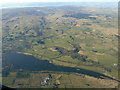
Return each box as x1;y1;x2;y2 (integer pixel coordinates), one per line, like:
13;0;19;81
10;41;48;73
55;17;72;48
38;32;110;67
1;0;119;4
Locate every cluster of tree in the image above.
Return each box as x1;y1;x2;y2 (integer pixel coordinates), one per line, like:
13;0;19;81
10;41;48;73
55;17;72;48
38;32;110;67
62;13;96;20
55;46;87;62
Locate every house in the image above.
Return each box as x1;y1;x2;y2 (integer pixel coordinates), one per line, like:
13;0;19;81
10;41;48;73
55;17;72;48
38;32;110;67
113;63;117;67
41;77;50;86
41;81;46;86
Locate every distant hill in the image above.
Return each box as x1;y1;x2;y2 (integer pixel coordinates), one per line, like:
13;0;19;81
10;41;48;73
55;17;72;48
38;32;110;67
1;2;118;8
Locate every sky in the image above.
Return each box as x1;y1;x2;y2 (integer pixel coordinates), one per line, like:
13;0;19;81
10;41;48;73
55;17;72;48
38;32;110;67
1;0;119;4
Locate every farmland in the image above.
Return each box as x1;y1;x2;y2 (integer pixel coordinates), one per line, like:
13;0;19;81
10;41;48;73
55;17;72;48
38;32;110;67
2;5;118;88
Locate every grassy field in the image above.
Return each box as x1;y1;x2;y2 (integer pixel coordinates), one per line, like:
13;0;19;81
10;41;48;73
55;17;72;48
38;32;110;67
2;71;118;88
2;5;118;88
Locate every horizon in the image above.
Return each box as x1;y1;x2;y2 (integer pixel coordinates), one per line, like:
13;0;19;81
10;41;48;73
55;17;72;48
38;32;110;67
1;2;118;8
1;0;119;4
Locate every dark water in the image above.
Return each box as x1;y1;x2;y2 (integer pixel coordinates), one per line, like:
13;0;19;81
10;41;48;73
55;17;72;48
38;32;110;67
2;53;119;81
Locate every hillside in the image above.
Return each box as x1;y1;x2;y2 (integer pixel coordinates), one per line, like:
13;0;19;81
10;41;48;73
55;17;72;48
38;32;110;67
2;6;118;88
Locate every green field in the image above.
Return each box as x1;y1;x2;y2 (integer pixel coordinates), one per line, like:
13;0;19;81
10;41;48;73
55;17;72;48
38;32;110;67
2;5;118;88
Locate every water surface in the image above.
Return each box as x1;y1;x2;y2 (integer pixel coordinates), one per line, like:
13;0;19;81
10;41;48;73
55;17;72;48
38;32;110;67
2;53;119;81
